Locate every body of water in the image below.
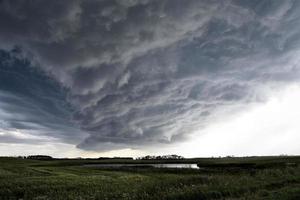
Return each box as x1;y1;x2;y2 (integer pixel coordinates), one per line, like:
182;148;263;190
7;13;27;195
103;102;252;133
84;163;199;169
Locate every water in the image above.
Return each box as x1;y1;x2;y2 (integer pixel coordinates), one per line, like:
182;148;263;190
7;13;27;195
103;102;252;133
84;163;199;169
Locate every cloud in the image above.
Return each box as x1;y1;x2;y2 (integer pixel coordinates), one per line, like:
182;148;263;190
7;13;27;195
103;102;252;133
172;85;300;157
0;50;86;145
0;0;300;151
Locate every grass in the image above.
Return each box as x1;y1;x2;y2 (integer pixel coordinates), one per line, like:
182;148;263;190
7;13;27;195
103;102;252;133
0;156;299;199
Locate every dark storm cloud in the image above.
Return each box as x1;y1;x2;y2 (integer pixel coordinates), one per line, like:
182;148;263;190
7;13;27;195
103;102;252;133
0;50;85;145
0;0;300;151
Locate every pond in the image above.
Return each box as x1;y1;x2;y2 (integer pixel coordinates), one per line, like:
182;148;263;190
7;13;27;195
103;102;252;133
84;163;199;169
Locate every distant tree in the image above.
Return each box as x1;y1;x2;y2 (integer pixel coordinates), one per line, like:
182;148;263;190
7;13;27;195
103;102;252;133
138;155;184;160
17;156;26;159
98;157;111;160
112;157;133;160
27;155;53;160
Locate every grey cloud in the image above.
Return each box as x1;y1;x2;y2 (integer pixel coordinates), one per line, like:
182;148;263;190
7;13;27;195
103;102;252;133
0;91;83;145
0;50;86;145
0;0;300;151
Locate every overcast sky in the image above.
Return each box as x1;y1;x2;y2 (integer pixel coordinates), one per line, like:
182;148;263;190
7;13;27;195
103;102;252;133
0;0;300;158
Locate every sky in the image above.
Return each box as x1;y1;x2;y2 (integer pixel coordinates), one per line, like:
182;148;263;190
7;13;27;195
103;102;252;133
0;0;300;158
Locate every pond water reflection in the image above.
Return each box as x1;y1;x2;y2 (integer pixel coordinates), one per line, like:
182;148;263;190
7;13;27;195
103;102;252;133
84;163;199;169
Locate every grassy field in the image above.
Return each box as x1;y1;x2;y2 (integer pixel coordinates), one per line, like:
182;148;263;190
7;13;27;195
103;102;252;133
0;156;299;200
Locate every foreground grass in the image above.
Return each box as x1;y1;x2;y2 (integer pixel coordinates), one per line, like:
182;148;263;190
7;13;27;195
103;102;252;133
0;156;299;199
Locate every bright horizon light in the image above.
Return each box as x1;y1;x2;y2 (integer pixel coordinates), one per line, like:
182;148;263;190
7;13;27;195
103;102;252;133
172;84;300;158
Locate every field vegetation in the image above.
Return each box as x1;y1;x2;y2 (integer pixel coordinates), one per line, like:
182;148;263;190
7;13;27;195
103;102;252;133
0;156;299;200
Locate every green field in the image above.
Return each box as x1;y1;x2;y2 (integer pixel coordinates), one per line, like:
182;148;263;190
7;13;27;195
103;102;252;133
0;156;299;200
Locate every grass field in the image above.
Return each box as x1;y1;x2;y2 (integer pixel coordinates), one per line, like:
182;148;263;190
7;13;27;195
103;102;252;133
0;156;299;200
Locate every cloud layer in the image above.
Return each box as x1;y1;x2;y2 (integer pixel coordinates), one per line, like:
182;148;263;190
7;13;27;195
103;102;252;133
0;50;85;145
1;0;300;151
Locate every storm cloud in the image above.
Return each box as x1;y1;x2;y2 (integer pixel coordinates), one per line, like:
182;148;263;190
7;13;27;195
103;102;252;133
0;0;300;151
0;50;85;145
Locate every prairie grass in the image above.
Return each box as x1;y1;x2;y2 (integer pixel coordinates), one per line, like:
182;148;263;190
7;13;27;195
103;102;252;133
0;156;299;199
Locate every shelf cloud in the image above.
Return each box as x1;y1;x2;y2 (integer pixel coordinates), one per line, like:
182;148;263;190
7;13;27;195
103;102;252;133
0;0;300;152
